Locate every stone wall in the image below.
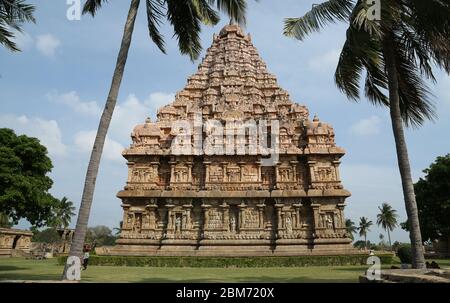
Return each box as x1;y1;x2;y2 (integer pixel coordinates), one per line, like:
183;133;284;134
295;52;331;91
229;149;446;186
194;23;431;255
0;228;33;257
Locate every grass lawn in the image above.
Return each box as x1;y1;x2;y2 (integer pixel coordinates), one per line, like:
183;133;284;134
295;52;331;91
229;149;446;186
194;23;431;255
0;258;448;283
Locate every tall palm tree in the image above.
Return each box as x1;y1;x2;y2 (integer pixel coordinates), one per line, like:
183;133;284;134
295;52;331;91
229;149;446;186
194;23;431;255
376;202;398;249
55;197;76;229
358;216;373;250
284;0;450;269
63;0;248;280
345;218;357;241
0;0;35;51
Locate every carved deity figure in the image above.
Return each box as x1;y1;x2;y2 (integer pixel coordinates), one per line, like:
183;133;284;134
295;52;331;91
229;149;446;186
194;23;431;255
133;214;142;233
325;214;334;230
285;215;293;234
230;216;236;233
175;216;182;233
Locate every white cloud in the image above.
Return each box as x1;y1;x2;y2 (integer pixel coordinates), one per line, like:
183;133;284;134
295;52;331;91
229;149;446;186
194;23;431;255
110;92;175;144
74;130;125;162
36;34;61;57
308;49;341;72
145;92;175;109
0;114;67;156
47;91;101;116
44;90;175;148
350;115;382;136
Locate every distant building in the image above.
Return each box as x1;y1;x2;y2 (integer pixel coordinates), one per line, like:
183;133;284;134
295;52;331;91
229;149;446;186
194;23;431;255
0;228;32;257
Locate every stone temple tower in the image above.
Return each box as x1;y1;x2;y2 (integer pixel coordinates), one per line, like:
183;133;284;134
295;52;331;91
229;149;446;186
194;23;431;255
105;24;354;256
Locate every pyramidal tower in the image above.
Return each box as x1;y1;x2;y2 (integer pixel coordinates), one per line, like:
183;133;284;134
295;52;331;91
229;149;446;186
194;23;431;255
105;24;354;256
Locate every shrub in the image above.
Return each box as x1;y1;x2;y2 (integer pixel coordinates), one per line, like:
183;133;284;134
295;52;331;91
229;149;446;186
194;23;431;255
57;253;395;268
397;244;412;264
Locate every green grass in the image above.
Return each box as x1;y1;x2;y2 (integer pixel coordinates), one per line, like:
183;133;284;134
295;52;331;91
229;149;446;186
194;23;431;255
0;258;447;283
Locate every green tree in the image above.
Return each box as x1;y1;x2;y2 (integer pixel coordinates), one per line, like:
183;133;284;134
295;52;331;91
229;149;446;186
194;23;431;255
345;218;357;240
0;0;35;51
85;225;116;247
402;154;450;242
358;216;373;250
376;202;398;249
64;0;248;281
49;197;76;229
0;128;60;227
284;0;450;269
32;228;60;244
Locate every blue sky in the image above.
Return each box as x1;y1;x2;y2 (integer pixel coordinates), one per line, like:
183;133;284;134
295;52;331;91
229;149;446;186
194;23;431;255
1;0;449;243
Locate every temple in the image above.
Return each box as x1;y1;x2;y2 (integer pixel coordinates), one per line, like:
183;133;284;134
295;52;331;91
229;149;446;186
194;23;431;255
103;24;354;256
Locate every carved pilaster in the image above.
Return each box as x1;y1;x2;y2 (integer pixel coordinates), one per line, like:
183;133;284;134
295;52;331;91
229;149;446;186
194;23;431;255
293;202;302;228
166;204;175;230
201;203;212;230
311;203;320;232
238;202;247;229
275;202;284;230
256;202;266;229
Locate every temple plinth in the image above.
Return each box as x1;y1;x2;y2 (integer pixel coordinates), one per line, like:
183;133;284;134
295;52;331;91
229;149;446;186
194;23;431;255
106;24;354;256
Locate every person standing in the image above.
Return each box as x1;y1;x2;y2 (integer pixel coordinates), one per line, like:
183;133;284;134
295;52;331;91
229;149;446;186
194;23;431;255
82;245;90;270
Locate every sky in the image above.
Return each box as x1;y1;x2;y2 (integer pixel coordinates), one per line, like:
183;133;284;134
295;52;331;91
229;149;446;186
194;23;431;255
1;0;449;244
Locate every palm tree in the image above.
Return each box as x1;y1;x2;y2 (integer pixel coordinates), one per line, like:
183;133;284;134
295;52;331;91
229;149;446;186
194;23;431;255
63;0;248;280
376;202;398;249
358;217;373;250
284;0;450;269
55;197;76;229
345;218;357;241
0;0;35;51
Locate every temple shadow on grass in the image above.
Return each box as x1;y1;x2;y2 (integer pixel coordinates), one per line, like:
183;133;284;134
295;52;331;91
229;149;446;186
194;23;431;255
0;265;30;271
0;273;61;281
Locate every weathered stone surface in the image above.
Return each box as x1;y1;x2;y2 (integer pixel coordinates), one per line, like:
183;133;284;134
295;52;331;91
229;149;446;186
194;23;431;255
0;228;32;257
105;24;354;256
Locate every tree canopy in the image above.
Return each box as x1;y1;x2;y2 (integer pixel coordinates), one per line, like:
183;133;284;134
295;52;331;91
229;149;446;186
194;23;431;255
85;225;117;247
0;128;60;227
403;154;450;241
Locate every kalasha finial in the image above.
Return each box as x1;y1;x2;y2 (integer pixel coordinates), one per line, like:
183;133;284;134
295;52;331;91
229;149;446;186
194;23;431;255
313;114;319;122
145;117;152;123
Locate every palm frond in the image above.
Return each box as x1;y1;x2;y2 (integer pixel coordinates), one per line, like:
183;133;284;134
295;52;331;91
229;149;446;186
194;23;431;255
0;20;19;51
83;0;109;16
192;0;220;26
0;0;36;23
213;0;247;25
0;0;35;51
335;25;381;101
166;0;202;61
284;0;354;40
392;35;436;127
146;0;166;53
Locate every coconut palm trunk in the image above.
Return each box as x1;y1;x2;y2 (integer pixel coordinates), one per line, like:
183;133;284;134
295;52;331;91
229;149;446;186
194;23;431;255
387;229;392;249
383;36;426;269
62;0;141;280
